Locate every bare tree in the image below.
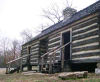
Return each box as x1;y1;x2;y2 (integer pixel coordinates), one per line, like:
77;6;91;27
34;23;50;34
21;29;33;43
0;38;10;55
42;4;62;24
42;0;73;25
11;40;21;59
0;37;10;64
0;37;22;67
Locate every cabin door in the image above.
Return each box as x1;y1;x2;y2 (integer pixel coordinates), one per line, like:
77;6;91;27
62;31;70;61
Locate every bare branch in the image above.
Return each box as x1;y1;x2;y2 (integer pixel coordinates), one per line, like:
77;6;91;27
41;0;72;25
21;29;33;43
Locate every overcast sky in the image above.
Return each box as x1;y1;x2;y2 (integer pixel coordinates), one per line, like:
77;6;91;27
0;0;97;40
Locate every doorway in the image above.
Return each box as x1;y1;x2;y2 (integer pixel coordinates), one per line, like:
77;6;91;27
39;38;48;72
62;31;70;61
27;46;32;71
27;46;31;63
39;38;48;61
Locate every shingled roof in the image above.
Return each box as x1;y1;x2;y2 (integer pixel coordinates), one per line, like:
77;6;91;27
23;1;100;46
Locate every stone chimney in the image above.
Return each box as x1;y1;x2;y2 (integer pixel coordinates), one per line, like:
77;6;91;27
63;7;77;22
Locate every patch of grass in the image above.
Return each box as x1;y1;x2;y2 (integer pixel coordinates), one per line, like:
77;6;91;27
0;73;100;82
59;76;88;81
84;79;100;82
34;80;44;82
60;77;83;81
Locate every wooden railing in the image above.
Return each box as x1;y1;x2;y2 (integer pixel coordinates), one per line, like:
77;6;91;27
6;54;32;74
6;46;60;74
6;45;61;74
6;41;71;74
41;42;71;73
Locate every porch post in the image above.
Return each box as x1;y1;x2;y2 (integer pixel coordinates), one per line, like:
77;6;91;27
6;64;8;74
61;48;64;72
8;63;11;73
41;57;44;72
49;55;52;73
20;58;23;72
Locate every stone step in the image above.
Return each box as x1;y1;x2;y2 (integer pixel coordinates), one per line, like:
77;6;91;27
59;71;88;79
22;71;43;75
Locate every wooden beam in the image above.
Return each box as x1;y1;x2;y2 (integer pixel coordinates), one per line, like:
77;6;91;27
72;17;97;31
8;64;11;74
73;23;97;35
7;54;32;64
97;11;100;48
48;42;60;48
61;48;64;72
6;64;8;74
72;45;100;53
72;37;99;47
72;52;100;58
49;55;53;73
73;30;99;41
72;35;99;43
71;58;100;63
20;58;23;72
49;37;60;44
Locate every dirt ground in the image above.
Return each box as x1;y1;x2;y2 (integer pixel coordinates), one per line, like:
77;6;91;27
0;69;100;82
0;68;6;75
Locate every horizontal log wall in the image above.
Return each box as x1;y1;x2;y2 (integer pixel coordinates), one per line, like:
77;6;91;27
21;12;99;64
72;16;100;61
22;46;27;55
21;41;39;65
30;41;39;65
22;46;27;64
47;33;61;63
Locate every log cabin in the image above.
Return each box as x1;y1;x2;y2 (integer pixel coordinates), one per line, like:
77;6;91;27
6;1;100;74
